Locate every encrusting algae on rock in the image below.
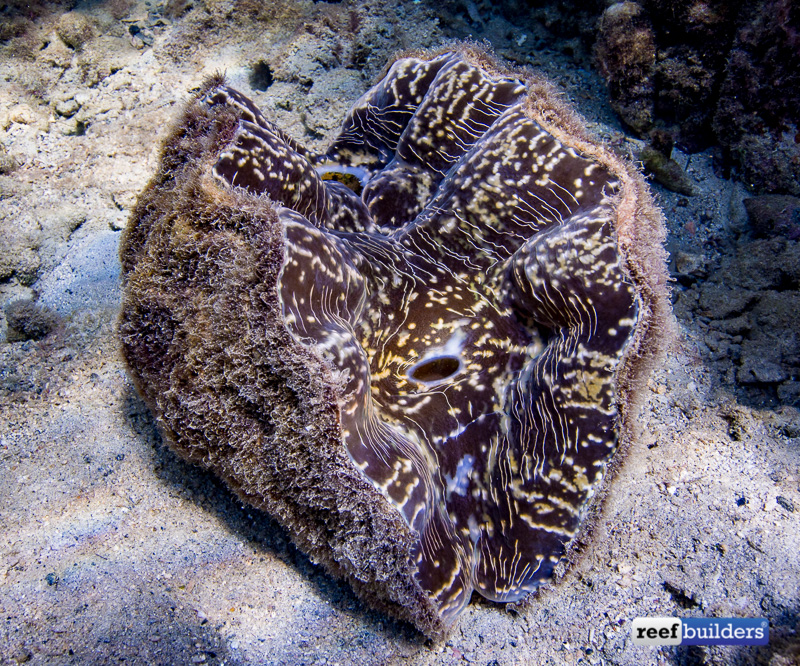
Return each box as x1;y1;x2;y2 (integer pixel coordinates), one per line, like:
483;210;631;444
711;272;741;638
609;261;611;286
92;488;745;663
118;44;671;636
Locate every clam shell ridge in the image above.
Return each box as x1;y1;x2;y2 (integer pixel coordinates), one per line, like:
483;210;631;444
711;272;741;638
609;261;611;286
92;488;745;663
119;45;670;636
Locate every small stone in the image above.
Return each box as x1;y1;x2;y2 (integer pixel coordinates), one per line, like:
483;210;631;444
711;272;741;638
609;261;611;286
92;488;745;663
109;213;128;231
776;496;795;513
724;405;753;441
673;250;707;281
5;299;60;341
74;91;91;106
0;151;20;175
746;530;764;552
8;105;36;125
55;98;80;118
640;146;696;195
56;12;95;50
772;406;800;437
61;117;89;137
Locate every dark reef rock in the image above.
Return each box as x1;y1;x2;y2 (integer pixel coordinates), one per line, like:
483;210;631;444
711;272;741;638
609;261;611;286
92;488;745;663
713;0;800;195
678;235;800;406
745;195;800;240
594;0;800;195
594;1;657;134
118;45;670;635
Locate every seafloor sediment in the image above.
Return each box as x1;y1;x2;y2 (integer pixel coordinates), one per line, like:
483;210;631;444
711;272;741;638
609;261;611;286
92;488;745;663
1;1;798;664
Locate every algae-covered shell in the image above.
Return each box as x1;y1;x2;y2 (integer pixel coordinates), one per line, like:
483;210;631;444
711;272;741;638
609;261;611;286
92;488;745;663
119;44;670;636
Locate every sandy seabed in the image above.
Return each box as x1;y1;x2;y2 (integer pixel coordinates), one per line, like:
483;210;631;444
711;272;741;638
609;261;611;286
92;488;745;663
0;1;798;664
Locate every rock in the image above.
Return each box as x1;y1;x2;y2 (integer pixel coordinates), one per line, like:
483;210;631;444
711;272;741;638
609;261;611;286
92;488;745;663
777;382;800;406
718;239;787;291
751;291;800;333
726;290;800;396
45;205;87;240
709;314;751;336
4;299;60;341
594;2;656;133
652;45;720;150
38;37;73;69
697;285;757;319
7;105;37;125
109;213;128;231
670;286;698;322
737;357;787;385
673;250;707;282
0;246;40;286
591;2;799;195
0;177;32;200
744;195;800;240
0;150;20;175
713;3;800;196
163;0;194;20
55;98;81;118
639;145;696;195
56;12;96;50
780;241;800;285
0;210;43;285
